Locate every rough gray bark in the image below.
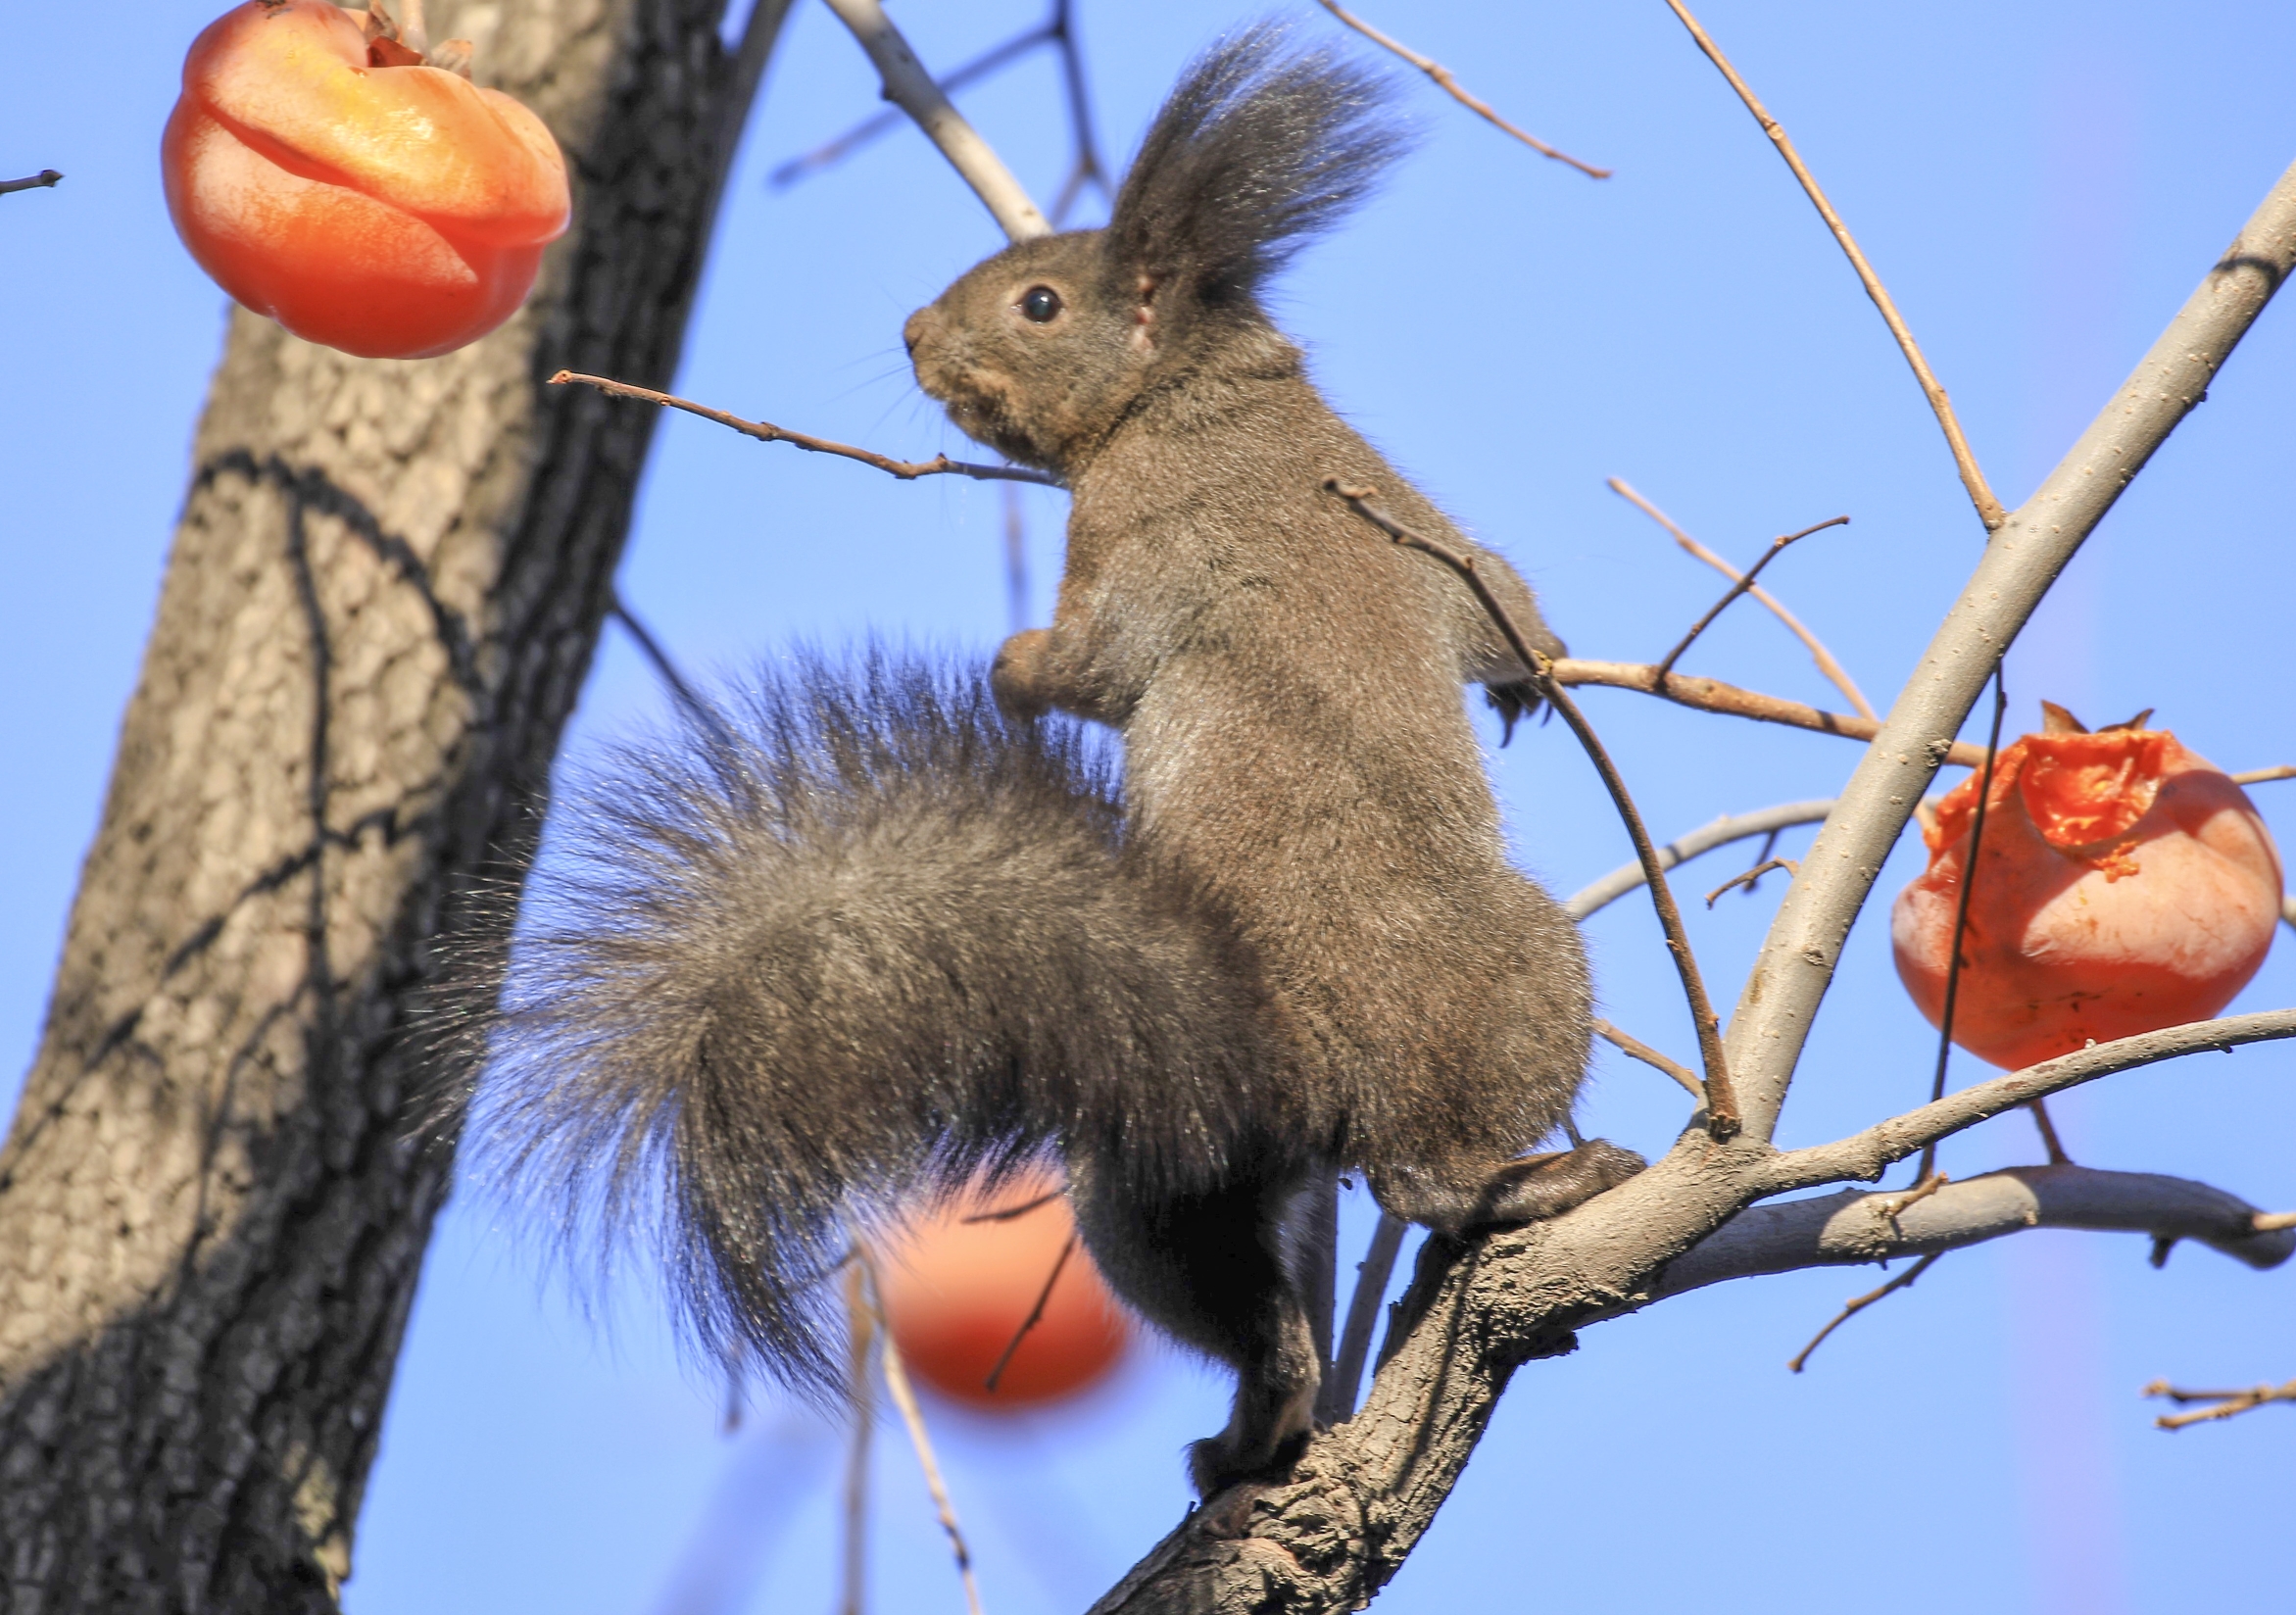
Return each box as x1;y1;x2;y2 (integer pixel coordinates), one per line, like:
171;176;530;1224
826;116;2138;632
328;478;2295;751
0;0;788;1605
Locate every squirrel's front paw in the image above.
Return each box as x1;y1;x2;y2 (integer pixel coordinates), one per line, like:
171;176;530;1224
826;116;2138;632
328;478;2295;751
990;629;1052;722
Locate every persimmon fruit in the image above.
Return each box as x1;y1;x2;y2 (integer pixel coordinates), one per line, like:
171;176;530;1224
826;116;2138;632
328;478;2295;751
875;1171;1130;1409
1893;708;2282;1072
163;1;570;359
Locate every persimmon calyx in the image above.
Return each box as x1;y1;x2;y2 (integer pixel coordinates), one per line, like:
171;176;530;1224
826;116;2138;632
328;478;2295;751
359;2;470;77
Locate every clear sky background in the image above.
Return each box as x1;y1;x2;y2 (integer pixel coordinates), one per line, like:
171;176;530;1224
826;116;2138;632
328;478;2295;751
5;1;2294;1611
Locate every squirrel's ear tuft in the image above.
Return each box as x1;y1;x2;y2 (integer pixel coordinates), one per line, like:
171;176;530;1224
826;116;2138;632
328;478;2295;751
1108;23;1408;305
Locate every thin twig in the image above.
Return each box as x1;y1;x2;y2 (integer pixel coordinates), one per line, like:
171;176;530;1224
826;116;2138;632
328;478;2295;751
1704;857;1797;907
1611;495;1875;724
1657;0;2004;530
1874;1170;1949;1223
607;595;736;751
1321;1212;1407;1425
1311;1;1608;179
1326;479;1738;1139
1914;670;2009;1184
0;170;64;196
2232;764;2296;785
960;1187;1063;1224
1787;1250;1942;1373
860;1254;987;1615
1566;800;1834;921
984;1233;1077;1395
842;1262;875;1615
1592;1019;1705;1102
1761;1010;2296;1197
1607;479;1877;719
2145;1377;2296;1431
1653;516;1850;684
551;371;1059;485
2028;1097;2072;1166
819;0;1050;242
773;21;1058;189
1045;0;1109;226
1551;658;1988;765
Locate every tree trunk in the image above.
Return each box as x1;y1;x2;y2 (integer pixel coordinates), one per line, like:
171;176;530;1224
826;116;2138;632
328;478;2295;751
0;0;785;1604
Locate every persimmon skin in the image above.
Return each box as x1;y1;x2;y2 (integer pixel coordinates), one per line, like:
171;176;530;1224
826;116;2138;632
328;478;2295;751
876;1174;1129;1409
1893;726;2282;1071
163;1;569;360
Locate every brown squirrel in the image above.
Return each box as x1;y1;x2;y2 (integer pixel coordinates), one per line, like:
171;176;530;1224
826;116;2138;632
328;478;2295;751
468;28;1637;1498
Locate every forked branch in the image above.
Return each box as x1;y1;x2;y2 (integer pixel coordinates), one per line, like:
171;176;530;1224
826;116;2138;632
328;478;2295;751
819;0;1051;241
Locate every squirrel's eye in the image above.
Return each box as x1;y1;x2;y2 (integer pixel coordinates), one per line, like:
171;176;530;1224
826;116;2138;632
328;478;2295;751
1019;285;1063;323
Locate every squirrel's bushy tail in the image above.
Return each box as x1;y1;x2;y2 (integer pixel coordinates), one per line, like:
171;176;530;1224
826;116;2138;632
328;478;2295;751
461;652;1264;1394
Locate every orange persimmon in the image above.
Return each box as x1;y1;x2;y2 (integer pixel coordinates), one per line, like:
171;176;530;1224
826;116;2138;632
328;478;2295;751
1892;707;2282;1072
875;1171;1129;1409
163;1;569;359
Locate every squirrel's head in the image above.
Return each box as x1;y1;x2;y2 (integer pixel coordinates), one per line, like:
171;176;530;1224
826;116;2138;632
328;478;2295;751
906;25;1407;476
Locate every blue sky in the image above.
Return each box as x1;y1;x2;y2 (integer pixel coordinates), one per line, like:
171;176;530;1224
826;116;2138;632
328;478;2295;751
4;2;2293;1610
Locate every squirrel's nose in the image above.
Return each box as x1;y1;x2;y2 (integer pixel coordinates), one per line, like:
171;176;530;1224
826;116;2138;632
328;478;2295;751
902;310;927;357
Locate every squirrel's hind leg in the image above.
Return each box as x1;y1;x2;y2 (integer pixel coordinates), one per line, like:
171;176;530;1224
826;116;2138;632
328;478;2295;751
1068;1160;1321;1498
1370;1139;1644;1235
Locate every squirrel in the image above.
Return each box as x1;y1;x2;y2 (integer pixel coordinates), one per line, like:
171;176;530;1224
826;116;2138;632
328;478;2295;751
466;27;1639;1499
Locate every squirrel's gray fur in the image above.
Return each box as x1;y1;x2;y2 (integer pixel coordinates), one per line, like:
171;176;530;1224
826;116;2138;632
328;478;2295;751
467;25;1637;1499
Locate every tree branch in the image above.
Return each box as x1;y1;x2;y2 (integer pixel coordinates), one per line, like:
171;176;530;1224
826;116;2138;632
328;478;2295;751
1765;1009;2296;1195
1607;478;1878;719
0;170;63;195
1658;1167;2293;1301
1326;480;1739;1137
1658;0;2004;529
1725;154;2296;1146
819;0;1051;241
1311;1;1609;178
1551;659;1989;764
1566;799;1835;919
1089;1149;2290;1612
551;370;1060;484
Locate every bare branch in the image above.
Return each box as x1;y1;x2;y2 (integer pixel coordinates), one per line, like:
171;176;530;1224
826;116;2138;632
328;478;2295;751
861;1253;987;1615
1765;1009;2296;1195
607;594;736;753
1311;1;1609;178
1657;1167;2292;1303
1566;800;1834;920
1787;1249;1941;1373
1704;857;1797;906
819;0;1051;241
1657;1;2004;528
1552;658;1988;764
1090;1154;2288;1613
1322;1212;1406;1425
1653;514;1850;683
983;1233;1076;1395
774;20;1058;189
551;371;1059;484
1609;478;1878;718
841;1263;874;1615
0;170;63;196
1593;1019;1705;1101
2146;1377;2296;1430
1726;156;2296;1146
1326;480;1738;1138
2233;764;2296;785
